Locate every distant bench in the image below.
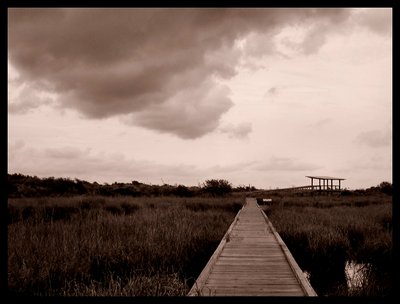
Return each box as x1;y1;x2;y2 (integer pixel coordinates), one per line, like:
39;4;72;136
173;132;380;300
257;198;272;205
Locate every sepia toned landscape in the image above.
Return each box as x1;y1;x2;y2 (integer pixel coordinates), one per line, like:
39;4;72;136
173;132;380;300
8;8;392;297
7;174;392;296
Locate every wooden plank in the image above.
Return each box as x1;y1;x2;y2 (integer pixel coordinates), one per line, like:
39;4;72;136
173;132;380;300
215;259;290;263
210;270;296;274
188;197;317;297
216;257;288;262
200;287;304;295
203;287;304;293
187;201;245;296
258;203;317;296
212;262;292;266
207;278;300;282
217;257;288;262
206;281;302;286
208;274;300;277
207;277;301;283
204;284;304;290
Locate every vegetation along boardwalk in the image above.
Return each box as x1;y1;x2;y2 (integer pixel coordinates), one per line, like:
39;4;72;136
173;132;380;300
188;198;317;296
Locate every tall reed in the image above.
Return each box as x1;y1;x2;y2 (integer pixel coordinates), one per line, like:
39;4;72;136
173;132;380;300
8;196;243;296
261;194;392;296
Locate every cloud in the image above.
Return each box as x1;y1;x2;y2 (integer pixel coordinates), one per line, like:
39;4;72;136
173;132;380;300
264;86;279;103
8;8;355;138
8;143;257;185
255;156;321;171
44;146;90;159
219;122;252;139
339;153;392;174
9;144;202;184
300;24;332;55
355;129;391;148
242;31;279;57
308;118;332;128
123;80;233;139
209;161;259;173
239;58;268;71
9;140;25;151
276;12;352;55
272;8;391;56
8;140;25;163
266;87;278;95
8;80;54;114
353;8;392;36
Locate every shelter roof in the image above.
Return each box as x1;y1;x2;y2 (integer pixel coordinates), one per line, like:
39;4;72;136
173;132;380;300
306;175;346;180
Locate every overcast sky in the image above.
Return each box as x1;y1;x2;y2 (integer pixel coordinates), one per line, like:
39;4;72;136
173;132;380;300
8;8;392;189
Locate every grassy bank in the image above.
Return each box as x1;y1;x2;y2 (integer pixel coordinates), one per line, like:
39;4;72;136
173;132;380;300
8;196;243;296
259;194;392;296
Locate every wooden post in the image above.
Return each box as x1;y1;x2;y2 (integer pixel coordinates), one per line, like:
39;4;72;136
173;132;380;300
339;180;341;190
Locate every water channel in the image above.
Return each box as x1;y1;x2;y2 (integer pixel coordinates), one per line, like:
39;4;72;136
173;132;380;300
303;260;390;296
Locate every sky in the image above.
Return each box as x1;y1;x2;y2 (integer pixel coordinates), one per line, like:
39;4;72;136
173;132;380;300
8;8;392;190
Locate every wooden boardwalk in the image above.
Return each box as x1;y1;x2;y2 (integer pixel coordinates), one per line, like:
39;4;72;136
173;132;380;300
188;198;317;296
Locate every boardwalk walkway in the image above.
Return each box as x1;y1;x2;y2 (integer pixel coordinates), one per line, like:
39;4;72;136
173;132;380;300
188;198;316;296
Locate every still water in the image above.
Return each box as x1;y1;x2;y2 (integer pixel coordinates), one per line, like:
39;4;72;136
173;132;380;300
303;260;369;296
345;260;369;290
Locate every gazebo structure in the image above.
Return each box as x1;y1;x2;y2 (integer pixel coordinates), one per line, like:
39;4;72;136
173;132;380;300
305;176;345;191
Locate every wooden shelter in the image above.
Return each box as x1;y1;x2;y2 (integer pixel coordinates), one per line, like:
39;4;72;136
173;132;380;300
305;176;345;191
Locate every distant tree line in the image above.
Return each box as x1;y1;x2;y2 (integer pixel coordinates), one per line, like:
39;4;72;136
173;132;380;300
7;174;258;198
335;181;392;196
9;173;390;198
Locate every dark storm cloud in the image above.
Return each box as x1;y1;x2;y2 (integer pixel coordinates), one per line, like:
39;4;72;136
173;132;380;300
8;8;352;138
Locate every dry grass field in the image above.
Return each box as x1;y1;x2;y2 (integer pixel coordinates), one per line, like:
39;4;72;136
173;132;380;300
8;196;243;296
8;190;392;296
259;193;392;296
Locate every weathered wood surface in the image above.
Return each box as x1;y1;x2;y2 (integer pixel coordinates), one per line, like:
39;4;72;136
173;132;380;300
188;197;317;296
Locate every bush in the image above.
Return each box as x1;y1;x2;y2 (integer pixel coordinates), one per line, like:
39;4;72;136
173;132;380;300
378;182;392;195
202;179;232;196
173;185;193;197
340;190;352;196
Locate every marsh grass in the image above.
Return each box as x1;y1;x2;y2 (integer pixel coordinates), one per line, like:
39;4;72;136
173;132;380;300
260;194;392;296
8;196;243;296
